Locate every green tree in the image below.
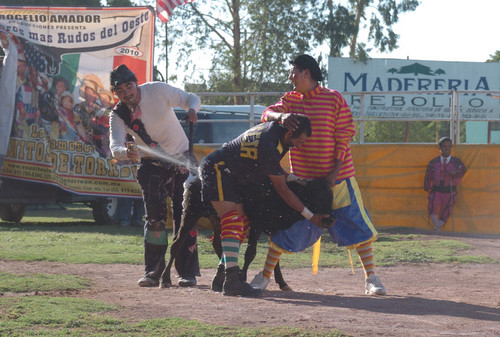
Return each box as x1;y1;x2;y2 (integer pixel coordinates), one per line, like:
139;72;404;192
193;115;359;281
164;0;420;93
313;1;356;58
165;0;314;102
362;121;443;143
487;50;500;62
313;0;419;60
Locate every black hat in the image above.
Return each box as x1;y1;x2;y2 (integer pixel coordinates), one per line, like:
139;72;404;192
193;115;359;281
109;64;138;90
290;54;324;81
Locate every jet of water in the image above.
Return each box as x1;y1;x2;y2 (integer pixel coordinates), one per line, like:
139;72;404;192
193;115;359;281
135;144;198;174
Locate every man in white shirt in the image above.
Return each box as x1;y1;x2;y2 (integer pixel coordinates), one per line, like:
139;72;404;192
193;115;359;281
109;65;201;287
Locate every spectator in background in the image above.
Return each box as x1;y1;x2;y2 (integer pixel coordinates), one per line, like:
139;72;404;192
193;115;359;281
424;137;466;231
115;197;145;227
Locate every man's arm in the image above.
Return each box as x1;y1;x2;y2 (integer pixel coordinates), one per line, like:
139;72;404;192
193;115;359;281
161;82;200;122
332;92;355;165
424;162;433;192
326;159;342;187
108;112;129;161
450;157;467;185
262;93;307;131
268;174;327;227
264;110;300;132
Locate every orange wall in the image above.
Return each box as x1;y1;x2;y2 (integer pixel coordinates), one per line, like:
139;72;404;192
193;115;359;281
352;144;500;234
194;144;500;234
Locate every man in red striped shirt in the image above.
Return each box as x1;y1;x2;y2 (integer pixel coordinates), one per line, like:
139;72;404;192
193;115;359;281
251;54;386;295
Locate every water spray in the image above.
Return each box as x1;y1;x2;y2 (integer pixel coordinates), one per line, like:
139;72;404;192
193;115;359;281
135;144;198;175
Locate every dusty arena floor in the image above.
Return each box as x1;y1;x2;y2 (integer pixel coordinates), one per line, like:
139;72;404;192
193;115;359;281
1;231;499;336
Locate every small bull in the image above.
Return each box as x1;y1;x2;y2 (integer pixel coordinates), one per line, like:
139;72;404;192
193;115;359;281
159;175;334;290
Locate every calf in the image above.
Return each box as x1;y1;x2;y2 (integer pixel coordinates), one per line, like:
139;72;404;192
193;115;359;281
159;176;334;290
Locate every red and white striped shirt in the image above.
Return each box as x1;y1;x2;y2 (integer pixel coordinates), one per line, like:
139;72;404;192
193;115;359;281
262;86;356;181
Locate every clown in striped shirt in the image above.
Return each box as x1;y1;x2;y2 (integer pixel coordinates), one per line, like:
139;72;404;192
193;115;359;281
251;54;386;296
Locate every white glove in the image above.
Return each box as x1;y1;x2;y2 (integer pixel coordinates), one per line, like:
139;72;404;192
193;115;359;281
286;174;299;182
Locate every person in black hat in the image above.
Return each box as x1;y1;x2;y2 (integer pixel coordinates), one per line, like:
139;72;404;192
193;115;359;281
251;54;387;296
108;64;201;288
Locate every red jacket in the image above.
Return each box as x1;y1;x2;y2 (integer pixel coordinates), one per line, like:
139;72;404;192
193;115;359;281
424;156;466;191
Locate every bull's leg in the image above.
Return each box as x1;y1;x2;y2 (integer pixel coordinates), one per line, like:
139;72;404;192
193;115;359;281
241;225;291;291
159;212;199;288
241;223;260;282
208;214;222;258
273;261;292;291
207;214;226;292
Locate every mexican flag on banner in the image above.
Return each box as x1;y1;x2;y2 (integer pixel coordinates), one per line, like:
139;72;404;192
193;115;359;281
61;53;148;104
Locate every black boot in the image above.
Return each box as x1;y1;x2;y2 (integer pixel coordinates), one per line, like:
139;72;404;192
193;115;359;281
211;263;225;292
222;266;263;297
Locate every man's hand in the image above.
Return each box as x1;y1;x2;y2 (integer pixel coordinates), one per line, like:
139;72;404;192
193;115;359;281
280;113;299;131
310;214;331;228
326;173;337;187
445;168;456;176
126;145;140;163
326;159;342;187
187;108;198;123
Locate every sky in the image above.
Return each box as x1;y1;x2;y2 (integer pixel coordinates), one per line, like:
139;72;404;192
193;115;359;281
152;0;500;86
369;0;499;63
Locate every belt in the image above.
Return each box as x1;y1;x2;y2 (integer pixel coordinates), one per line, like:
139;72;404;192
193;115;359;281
432;185;456;193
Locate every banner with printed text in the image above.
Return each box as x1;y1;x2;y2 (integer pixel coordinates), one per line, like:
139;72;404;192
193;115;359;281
329;57;500;119
0;6;154;197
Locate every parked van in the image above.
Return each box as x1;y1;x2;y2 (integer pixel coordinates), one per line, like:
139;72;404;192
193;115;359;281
175;105;266;144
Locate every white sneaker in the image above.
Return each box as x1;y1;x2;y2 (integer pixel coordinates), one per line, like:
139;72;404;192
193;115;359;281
250;271;270;290
365;274;386;295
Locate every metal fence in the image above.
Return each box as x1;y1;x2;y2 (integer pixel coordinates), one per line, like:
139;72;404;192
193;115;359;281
191;90;500;145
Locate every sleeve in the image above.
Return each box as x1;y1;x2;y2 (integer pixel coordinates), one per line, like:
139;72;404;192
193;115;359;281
424;162;433;190
452;157;466;184
261;93;291;122
259;148;284;176
108;112;129;161
332;92;356;162
257;131;284;176
160;82;201;113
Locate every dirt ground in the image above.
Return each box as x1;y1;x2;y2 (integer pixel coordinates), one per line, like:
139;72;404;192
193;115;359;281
1;230;500;337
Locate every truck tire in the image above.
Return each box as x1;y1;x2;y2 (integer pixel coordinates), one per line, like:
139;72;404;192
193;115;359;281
0;204;26;223
91;198;112;225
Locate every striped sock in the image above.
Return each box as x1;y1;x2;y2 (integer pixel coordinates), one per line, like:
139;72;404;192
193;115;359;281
263;246;283;279
356;242;375;278
220;210;244;269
